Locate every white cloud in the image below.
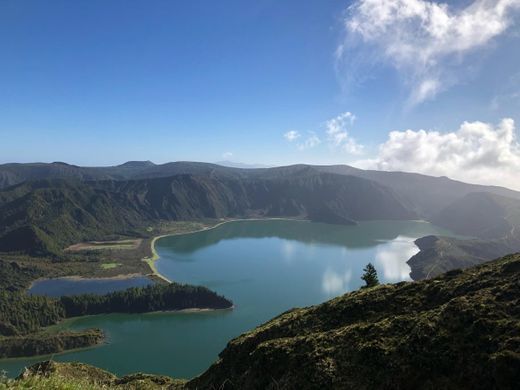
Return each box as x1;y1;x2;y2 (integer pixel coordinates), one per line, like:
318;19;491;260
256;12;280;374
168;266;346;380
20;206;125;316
222;151;233;159
326;111;364;154
297;132;321;150
340;0;520;105
355;118;520;190
284;130;301;141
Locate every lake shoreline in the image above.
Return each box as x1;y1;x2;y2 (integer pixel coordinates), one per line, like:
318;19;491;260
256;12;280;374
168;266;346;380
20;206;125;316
145;217;310;283
0;304;235;364
0;302;235;366
2;219;447;379
0;337;106;364
28;218;433;291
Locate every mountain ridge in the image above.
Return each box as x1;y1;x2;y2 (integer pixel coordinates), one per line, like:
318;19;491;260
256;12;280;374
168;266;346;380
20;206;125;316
0;171;416;256
1;161;520;279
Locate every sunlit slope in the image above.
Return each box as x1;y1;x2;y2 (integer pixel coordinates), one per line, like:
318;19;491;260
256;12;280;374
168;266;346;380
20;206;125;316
0;170;414;255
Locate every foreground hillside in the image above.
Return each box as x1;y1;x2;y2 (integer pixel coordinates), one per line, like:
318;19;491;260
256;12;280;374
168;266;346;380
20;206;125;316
4;253;519;389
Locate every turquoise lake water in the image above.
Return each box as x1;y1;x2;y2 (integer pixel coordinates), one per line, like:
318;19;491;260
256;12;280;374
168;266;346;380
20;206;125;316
0;219;449;378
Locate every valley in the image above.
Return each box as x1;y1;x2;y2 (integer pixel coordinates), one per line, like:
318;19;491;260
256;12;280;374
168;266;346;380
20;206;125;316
0;161;519;383
1;162;519;284
3;1;519;387
0;219;448;378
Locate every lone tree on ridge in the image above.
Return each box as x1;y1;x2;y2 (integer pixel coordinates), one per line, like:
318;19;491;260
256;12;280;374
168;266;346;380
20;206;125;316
361;262;379;288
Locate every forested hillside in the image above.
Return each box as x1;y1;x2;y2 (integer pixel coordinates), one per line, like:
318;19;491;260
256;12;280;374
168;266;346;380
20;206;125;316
1;161;520;279
0;169;415;256
0;283;232;358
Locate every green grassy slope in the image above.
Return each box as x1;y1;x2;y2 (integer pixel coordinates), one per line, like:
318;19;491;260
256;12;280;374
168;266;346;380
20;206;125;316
190;253;520;389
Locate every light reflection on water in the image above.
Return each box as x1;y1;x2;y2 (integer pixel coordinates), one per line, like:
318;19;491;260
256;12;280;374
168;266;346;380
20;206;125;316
322;267;353;295
375;235;419;282
319;235;417;295
0;220;450;380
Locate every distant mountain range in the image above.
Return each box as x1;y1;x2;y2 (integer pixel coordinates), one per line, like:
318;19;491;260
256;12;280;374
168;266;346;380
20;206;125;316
1;161;519;276
2;160;519;213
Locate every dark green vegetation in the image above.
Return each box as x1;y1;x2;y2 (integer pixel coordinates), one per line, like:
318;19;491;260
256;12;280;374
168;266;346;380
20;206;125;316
0;161;157;189
59;283;232;317
0;168;415;256
408;234;520;279
1;161;519;281
190;253;520;389
0;290;102;359
0;292;64;336
0;330;104;360
3;253;519;389
0;260;43;292
0;284;232;359
360;262;379;288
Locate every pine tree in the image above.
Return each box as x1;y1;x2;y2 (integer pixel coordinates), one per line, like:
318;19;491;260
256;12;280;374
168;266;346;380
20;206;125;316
361;262;379;288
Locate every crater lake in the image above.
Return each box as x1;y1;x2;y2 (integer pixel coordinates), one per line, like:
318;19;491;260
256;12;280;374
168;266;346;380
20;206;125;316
0;219;450;378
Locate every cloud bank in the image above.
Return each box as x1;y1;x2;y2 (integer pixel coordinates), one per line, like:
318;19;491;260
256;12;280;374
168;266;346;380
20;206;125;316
356;118;520;190
339;0;520;104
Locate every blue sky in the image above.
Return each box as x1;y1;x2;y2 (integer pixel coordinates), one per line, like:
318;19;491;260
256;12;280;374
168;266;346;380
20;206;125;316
1;0;520;188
